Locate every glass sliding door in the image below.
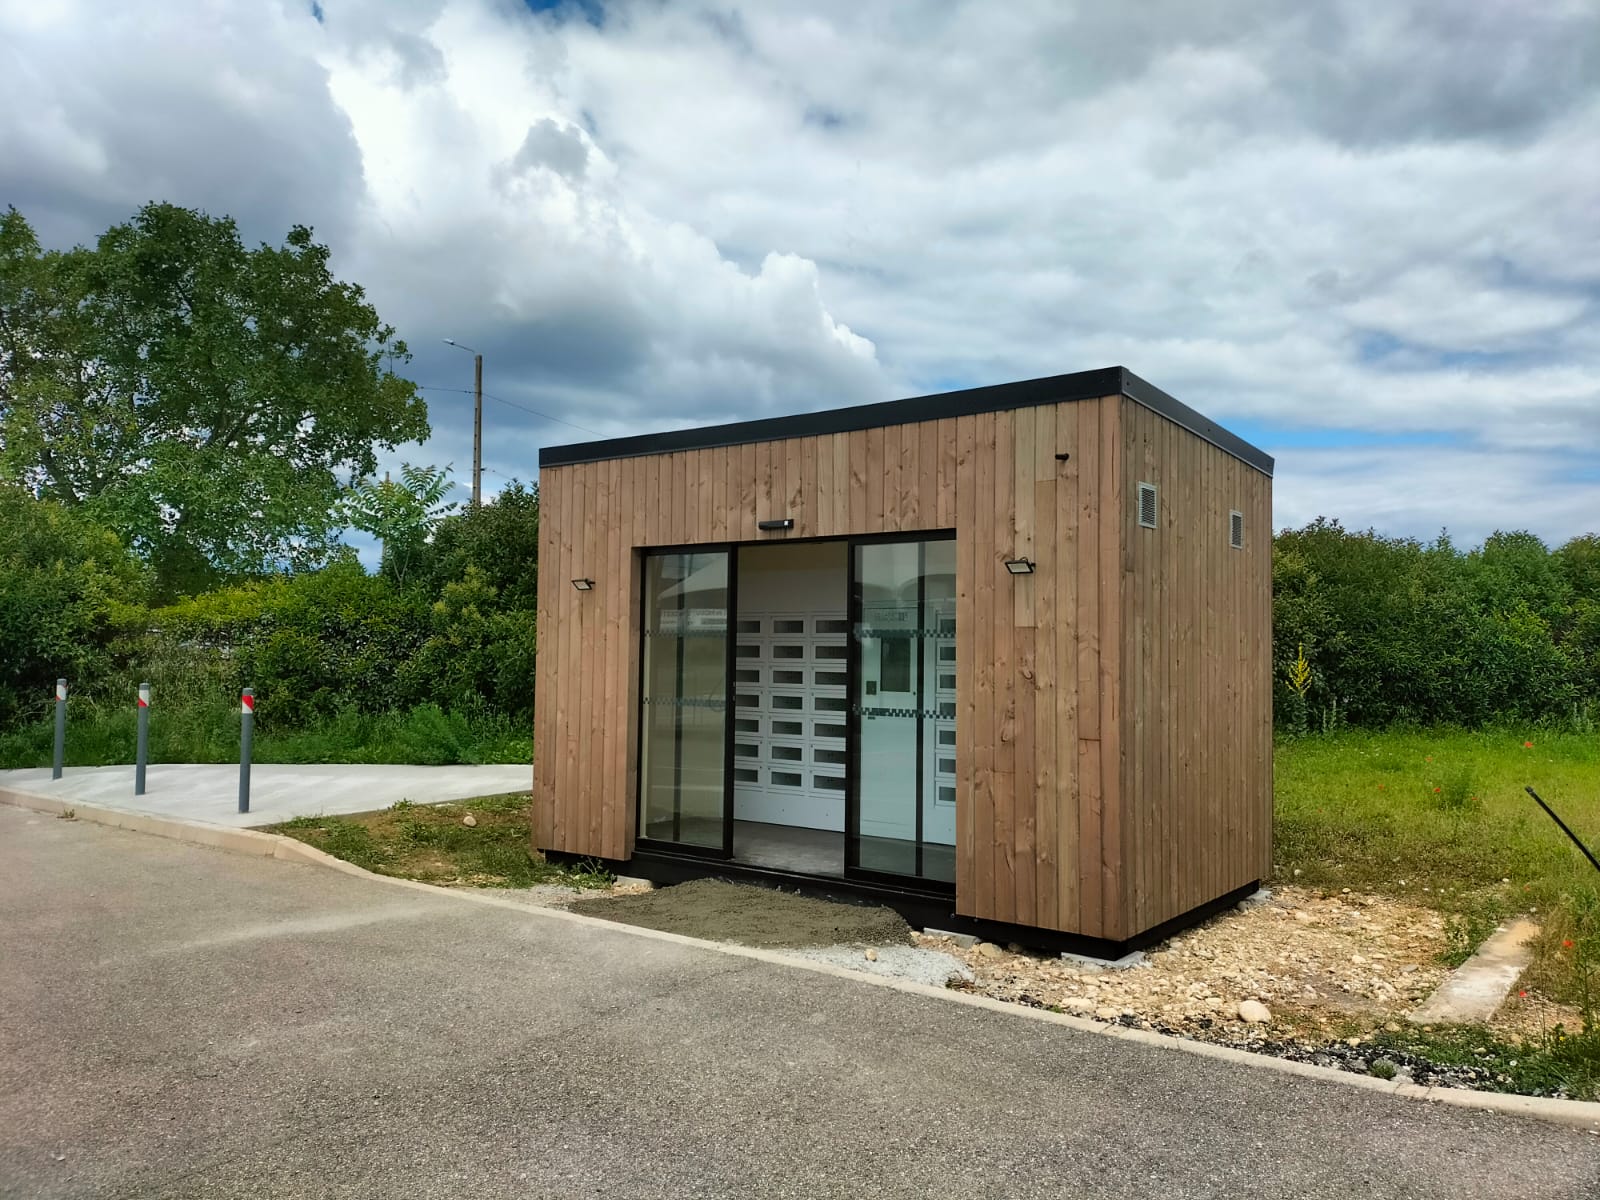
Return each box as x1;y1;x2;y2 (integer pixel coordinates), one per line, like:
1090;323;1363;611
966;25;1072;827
848;536;957;885
639;550;731;853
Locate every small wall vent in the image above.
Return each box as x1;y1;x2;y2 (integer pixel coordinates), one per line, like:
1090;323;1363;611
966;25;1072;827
1230;510;1245;549
1137;482;1158;529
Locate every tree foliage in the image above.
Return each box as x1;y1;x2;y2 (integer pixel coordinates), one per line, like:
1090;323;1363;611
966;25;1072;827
412;479;539;610
0;486;147;727
1273;519;1598;731
345;463;457;588
0;203;428;597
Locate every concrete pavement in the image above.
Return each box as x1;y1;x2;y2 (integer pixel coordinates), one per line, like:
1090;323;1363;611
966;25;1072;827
3;806;1599;1199
0;763;531;828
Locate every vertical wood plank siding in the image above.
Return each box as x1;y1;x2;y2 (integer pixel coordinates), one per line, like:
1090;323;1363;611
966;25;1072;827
1117;397;1274;934
534;391;1272;940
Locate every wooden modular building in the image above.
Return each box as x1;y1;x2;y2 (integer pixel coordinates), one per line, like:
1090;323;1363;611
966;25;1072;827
533;367;1273;950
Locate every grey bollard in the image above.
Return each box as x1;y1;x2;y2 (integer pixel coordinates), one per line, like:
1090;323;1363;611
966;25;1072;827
238;688;254;814
52;679;67;780
135;683;150;796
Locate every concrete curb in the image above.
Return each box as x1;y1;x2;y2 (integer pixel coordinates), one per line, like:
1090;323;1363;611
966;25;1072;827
7;783;1600;1135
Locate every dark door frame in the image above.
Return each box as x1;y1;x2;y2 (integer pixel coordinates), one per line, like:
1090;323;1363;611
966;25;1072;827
632;533;954;897
844;531;956;893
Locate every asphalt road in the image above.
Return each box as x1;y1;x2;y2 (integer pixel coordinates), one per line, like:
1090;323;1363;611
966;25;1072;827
3;806;1599;1199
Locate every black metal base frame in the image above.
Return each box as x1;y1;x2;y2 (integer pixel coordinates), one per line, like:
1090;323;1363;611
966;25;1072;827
547;845;1260;960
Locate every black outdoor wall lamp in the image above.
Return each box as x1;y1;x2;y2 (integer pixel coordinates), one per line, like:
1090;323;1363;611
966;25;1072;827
1004;558;1035;575
758;518;795;531
571;578;594;591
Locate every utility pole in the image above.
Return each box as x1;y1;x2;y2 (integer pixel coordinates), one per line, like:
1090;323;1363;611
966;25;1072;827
444;339;484;507
473;351;483;508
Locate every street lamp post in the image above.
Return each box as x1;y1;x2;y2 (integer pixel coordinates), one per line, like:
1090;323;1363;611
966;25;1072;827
443;339;483;507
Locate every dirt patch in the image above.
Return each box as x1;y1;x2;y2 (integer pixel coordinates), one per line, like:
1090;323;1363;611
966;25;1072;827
924;885;1452;1035
921;884;1579;1042
572;879;913;949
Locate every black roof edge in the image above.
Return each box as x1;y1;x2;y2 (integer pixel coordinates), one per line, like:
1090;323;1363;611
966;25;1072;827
1119;370;1274;477
538;365;1273;477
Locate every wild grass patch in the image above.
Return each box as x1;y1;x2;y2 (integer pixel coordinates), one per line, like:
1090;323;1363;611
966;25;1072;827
269;792;608;892
1276;727;1600;1075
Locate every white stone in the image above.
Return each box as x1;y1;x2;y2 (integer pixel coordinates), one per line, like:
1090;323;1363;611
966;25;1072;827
1237;999;1272;1024
461;813;477;827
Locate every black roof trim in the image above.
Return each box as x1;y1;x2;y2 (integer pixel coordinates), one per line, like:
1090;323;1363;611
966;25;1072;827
538;366;1273;476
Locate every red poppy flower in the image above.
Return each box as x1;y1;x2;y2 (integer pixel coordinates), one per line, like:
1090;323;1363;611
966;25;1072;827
1564;940;1575;949
1524;741;1533;748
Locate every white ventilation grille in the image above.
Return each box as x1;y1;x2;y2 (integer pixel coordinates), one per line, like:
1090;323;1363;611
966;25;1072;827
1137;482;1158;529
1230;510;1245;549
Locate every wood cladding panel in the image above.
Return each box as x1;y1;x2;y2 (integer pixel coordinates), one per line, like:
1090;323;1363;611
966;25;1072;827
533;390;1271;941
1117;397;1273;935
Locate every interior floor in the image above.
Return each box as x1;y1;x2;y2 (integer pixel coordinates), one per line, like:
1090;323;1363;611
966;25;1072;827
642;817;955;883
734;820;842;876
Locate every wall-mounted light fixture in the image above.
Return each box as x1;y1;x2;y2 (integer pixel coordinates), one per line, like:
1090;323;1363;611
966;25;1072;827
571;578;594;591
1004;558;1035;575
757;518;795;531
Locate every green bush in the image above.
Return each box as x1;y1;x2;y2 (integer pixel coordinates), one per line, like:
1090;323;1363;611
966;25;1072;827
0;701;529;769
1274;520;1595;730
0;487;149;727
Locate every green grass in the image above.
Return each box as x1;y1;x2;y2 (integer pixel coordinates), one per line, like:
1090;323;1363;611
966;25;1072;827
1275;726;1600;1011
270;792;613;892
1367;1023;1600;1101
0;700;530;769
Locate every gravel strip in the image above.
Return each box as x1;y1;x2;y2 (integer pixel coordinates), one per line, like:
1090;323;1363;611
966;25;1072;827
782;943;974;988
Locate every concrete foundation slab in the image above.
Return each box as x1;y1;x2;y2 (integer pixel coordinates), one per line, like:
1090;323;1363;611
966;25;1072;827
1408;918;1537;1025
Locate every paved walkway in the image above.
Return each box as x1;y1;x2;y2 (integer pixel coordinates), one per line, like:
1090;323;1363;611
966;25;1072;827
3;806;1599;1199
0;762;530;828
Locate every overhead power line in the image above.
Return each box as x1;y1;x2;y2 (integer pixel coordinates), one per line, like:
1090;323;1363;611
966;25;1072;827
413;384;603;438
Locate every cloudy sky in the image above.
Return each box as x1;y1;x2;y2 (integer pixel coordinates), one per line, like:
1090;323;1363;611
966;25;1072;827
3;0;1597;548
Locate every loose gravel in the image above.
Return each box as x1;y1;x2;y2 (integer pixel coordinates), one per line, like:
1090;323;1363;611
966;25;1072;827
783;943;974;988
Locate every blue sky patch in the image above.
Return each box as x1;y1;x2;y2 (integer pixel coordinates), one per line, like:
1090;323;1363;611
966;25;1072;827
524;0;604;28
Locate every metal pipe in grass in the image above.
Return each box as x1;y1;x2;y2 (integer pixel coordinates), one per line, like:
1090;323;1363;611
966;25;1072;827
1526;786;1600;874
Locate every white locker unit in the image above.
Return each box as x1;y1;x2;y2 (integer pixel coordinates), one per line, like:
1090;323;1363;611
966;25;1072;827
732;611;850;831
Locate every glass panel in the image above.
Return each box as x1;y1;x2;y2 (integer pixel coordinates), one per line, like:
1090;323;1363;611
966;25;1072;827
639;551;728;849
852;538;956;883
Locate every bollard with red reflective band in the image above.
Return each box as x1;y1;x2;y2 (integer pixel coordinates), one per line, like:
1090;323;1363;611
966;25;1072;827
52;679;67;780
135;683;150;796
238;688;254;813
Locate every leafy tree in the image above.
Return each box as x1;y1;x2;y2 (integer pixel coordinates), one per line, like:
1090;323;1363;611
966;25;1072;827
413;480;539;608
0;203;428;597
345;463;457;588
0;485;148;726
1557;535;1600;602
